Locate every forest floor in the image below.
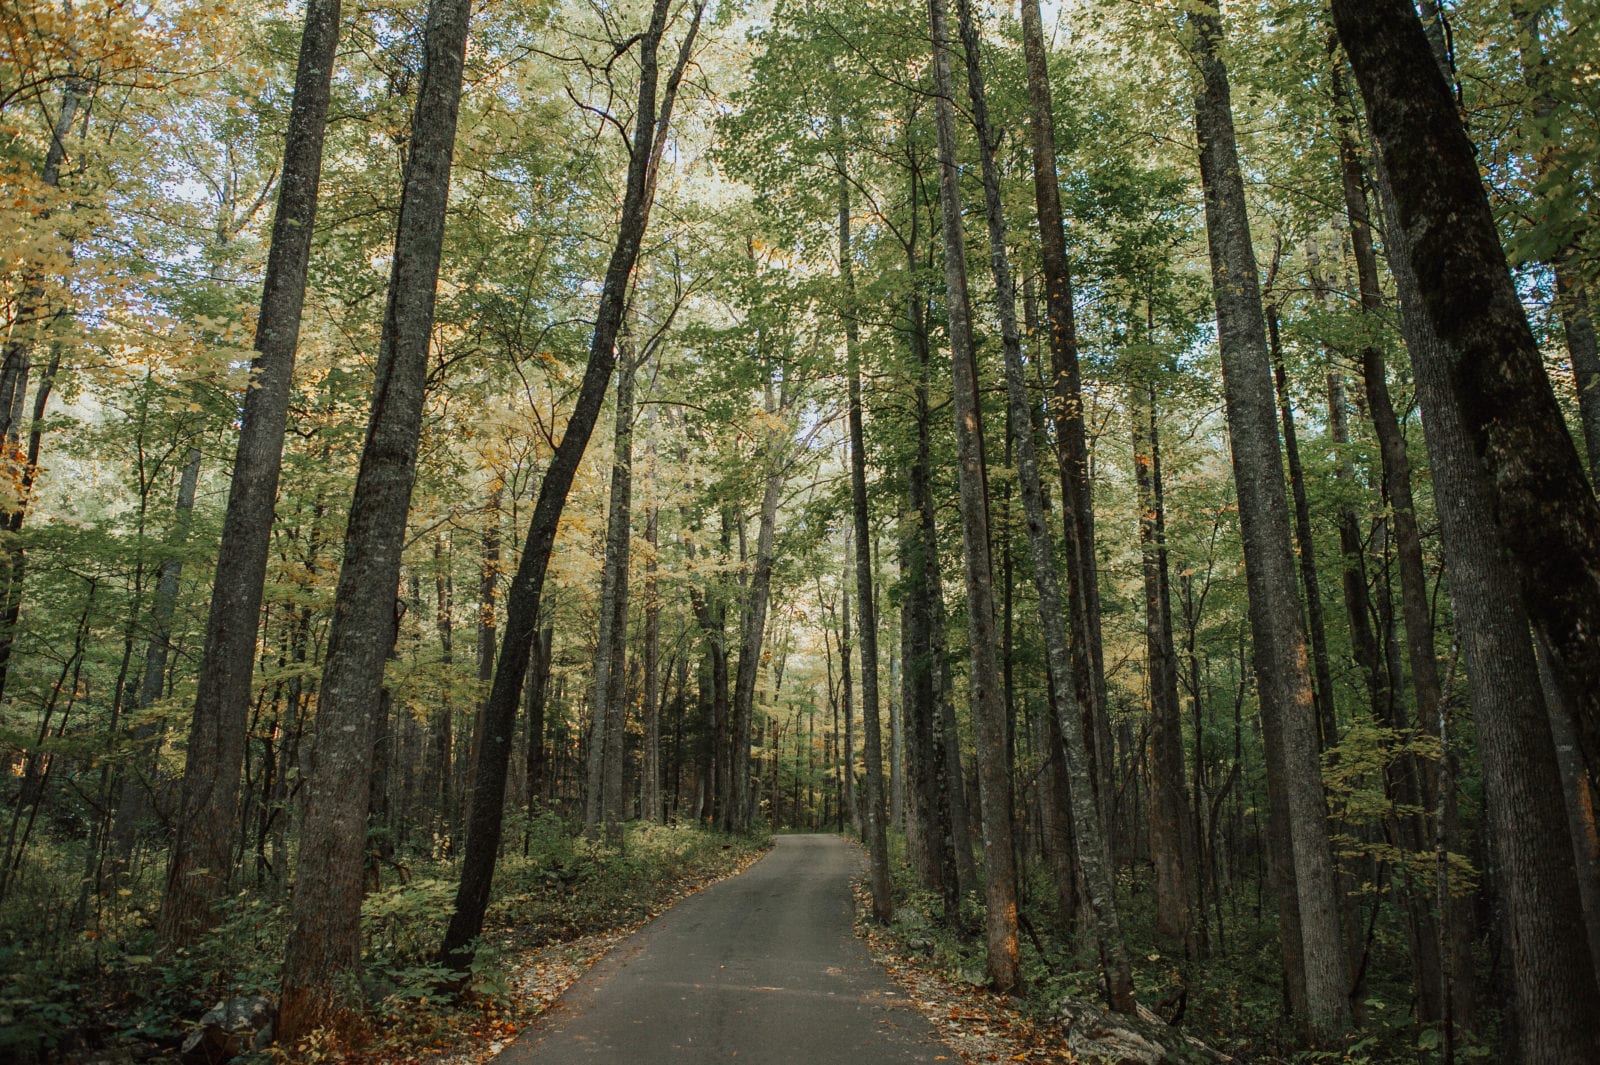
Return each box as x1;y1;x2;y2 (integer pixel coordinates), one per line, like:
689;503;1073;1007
852;877;1078;1065
0;823;769;1064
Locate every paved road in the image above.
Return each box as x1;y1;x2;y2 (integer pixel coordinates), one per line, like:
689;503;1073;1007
494;833;953;1064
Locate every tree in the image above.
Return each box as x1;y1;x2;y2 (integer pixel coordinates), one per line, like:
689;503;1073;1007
1375;139;1600;1065
1133;384;1200;958
1188;2;1349;1039
584;343;636;846
438;0;704;967
1332;0;1600;796
836;138;893;919
159;0;343;948
954;0;1134;1005
924;0;1021;994
278;0;474;1039
730;357;788;835
1018;0;1114;825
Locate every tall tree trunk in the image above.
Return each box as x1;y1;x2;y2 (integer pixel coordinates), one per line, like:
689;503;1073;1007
1266;301;1338;751
1332;59;1442;794
899;542;939;891
889;608;904;834
585;345;635;845
926;0;1021;993
1018;0;1113;830
1135;387;1199;958
840;545;860;837
1328;60;1450;1021
1025;280;1084;936
160;0;343;948
1539;645;1600;985
848;425;890;910
1369;141;1600;1065
477;481;501;682
1333;0;1600;796
1269;274;1373;993
732;373;785;835
716;508;736;828
524;619;553;818
903;289;963;918
913;309;979;904
439;0;702;966
642;500;662;825
954;0;1128;1001
900;188;976;903
1189;7;1349;1039
278;0;472;1039
836;139;893;918
687;550;729;826
1309;243;1388;736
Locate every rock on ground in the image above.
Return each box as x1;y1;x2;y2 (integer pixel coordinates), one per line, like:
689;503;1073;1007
1055;999;1229;1065
179;995;275;1065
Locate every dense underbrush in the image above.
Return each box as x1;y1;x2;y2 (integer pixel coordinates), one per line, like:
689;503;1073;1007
874;834;1497;1065
0;817;768;1063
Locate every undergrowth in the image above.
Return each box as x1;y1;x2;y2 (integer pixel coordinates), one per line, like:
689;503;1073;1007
0;817;768;1063
877;832;1497;1065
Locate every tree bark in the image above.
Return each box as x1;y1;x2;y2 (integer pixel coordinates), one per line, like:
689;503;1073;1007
840;545;860;837
1539;644;1600;985
642;499;662;824
903;224;977;903
954;0;1129;1002
439;0;701;966
1266;301;1338;751
1328;60;1451;1020
524;620;553;816
1331;59;1443;794
687;541;730;826
1189;6;1349;1039
926;0;1021;993
1019;0;1114;830
732;373;785;834
1309;243;1388;738
1135;387;1199;959
904;286;964;918
1333;0;1600;797
159;0;343;949
836;143;892;917
585;344;635;845
277;0;472;1040
1369;139;1600;1064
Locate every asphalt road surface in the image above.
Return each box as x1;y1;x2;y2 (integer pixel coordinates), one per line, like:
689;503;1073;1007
493;833;954;1064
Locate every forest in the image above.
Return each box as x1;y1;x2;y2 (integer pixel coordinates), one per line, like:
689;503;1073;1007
2;0;1598;1060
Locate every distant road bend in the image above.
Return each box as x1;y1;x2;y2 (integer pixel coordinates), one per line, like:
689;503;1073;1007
494;833;953;1064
